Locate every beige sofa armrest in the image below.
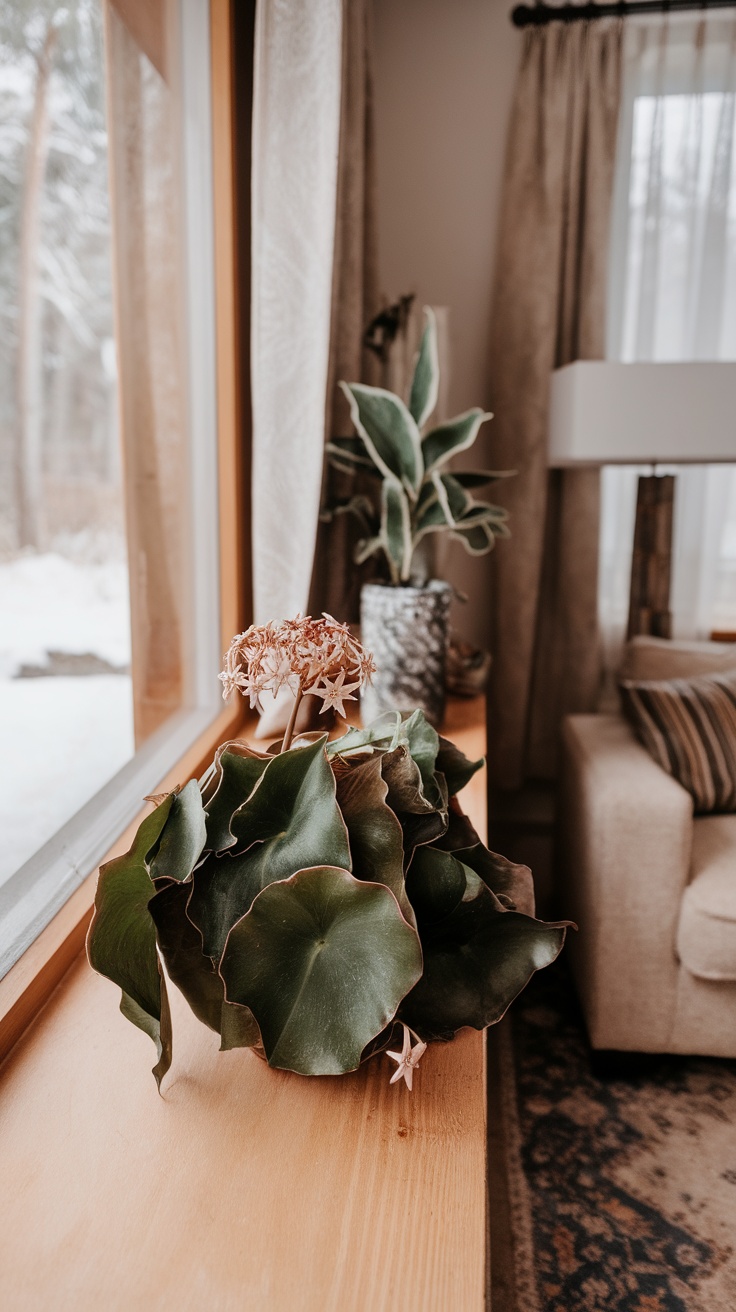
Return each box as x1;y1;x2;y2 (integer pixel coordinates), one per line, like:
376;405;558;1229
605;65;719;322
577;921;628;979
559;714;694;1051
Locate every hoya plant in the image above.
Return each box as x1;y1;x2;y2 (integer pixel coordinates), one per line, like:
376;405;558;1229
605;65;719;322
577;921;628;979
324;307;513;585
87;617;569;1092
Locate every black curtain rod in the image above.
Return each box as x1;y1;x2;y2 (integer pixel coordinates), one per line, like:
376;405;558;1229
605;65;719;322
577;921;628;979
512;0;736;26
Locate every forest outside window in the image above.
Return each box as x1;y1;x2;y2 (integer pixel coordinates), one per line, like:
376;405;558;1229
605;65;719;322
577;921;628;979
0;0;227;978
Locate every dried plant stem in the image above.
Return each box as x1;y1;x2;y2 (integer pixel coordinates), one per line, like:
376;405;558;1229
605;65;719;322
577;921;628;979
281;685;304;753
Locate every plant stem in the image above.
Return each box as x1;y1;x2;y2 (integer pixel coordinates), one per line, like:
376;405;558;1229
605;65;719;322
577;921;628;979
281;684;304;753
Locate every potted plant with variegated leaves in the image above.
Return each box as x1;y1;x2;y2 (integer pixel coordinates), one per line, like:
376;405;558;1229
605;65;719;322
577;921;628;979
323;307;512;725
87;615;569;1094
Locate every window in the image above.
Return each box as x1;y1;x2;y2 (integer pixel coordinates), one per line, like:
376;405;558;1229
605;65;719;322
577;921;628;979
601;14;736;668
0;0;228;978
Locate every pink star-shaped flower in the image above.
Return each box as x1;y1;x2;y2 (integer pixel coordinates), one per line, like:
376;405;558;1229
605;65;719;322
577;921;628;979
387;1024;427;1091
315;669;361;718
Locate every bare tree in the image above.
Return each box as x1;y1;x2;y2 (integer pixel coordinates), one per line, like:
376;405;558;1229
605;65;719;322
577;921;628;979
14;20;57;549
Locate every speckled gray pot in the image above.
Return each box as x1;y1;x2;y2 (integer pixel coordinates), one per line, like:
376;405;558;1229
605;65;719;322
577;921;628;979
360;580;452;727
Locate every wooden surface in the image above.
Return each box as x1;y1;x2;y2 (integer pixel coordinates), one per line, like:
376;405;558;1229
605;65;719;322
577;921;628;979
0;698;487;1312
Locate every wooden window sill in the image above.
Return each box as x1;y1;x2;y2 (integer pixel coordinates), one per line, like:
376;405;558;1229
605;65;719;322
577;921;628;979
0;696;488;1311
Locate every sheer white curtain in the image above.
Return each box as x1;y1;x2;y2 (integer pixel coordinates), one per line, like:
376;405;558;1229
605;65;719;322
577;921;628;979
601;11;736;674
251;0;343;625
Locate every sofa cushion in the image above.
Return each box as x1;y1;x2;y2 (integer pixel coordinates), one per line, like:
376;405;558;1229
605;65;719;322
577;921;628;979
677;815;736;981
620;669;736;812
620;635;736;683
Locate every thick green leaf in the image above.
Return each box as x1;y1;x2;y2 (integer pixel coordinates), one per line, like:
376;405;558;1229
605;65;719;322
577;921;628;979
149;881;225;1032
150;780;207;882
381;745;435;816
335;754;415;927
408;308;439;429
381;746;448;858
405;846;466;923
203;745;270;852
220;866;423;1075
381;479;412;581
401;709;442;803
219;1002;261;1051
188;738;351;960
422;408;492;473
120;977;171;1091
400;862;568;1040
434;798;482;853
435;736;484;796
87;796;175;1088
327;712;404;759
453;843;533;908
339;382;423;494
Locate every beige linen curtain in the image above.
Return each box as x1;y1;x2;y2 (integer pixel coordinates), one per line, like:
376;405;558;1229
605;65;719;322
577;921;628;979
487;19;623;787
309;0;380;622
251;0;343;626
105;0;185;743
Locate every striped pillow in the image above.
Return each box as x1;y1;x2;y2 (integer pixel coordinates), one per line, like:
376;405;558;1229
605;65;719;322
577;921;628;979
619;669;736;813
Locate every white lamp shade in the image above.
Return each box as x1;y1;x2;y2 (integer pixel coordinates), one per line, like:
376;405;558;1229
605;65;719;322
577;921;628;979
548;361;736;466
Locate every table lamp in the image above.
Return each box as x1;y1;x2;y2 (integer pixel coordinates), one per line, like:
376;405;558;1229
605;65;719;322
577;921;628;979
548;361;736;638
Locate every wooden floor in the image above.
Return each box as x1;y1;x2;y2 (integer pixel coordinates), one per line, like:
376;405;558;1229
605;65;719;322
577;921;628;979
0;698;488;1311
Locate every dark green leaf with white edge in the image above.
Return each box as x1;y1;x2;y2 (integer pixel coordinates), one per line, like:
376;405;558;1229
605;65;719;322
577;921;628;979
326;435;379;472
203;746;270;852
399;859;569;1040
321;494;379;534
422;408;492;474
335;754;416;928
381;479;412;581
187;737;351;961
408;307;439;429
451;519;507;556
220;866;423;1075
149;780;207;882
353;534;384;566
339;381;423;495
457;499;509;526
435;472;471;524
450;469;516;490
87;796;175;1089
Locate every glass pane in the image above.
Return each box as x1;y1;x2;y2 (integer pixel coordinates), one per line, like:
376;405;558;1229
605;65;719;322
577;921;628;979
0;0;193;891
0;2;134;885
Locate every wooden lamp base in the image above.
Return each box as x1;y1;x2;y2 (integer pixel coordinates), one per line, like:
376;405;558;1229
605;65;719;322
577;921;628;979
626;473;675;640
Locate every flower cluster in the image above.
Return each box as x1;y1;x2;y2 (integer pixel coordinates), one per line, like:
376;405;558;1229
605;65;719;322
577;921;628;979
219;614;376;719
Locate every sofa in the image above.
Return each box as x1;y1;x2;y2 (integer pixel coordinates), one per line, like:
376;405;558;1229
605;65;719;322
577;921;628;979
559;636;736;1057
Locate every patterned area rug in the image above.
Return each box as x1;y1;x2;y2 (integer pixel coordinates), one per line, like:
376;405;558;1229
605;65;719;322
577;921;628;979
488;961;736;1312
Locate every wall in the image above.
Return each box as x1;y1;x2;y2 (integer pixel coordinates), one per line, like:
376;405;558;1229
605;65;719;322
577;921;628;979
371;0;522;649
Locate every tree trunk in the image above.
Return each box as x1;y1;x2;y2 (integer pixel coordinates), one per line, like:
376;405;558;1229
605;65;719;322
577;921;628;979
15;25;57;550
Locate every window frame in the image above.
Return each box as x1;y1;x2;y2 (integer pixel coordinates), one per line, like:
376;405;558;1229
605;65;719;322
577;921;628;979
0;0;251;1061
